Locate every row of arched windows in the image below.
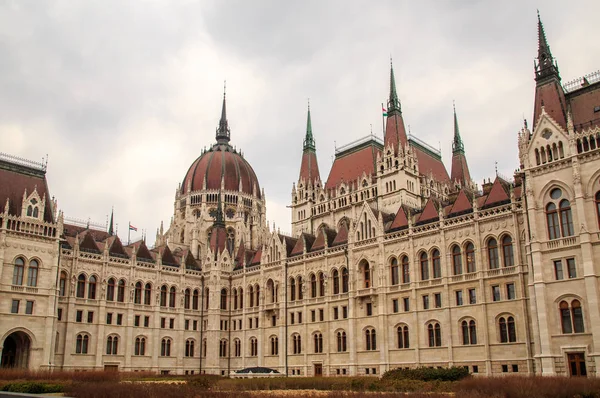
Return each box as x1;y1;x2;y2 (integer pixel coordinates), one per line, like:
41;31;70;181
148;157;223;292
12;257;39;287
388;236;515;284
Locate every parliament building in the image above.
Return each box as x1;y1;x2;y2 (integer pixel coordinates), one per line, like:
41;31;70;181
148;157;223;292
1;16;600;378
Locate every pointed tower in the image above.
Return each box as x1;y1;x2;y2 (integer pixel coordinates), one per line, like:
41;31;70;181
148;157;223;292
298;102;321;186
216;83;231;144
532;12;567;131
384;60;408;154
450;104;472;188
108;208;114;236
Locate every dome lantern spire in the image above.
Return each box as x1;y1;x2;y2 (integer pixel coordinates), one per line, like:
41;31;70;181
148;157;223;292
216;81;231;144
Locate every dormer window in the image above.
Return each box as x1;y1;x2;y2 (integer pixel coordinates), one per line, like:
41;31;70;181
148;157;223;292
26;198;39;218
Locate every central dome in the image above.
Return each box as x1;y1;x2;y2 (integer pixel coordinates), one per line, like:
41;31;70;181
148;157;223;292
181;94;261;198
181;143;261;198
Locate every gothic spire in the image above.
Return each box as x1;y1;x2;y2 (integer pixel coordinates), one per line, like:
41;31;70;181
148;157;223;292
535;11;560;82
108;207;114;236
387;59;401;114
214;191;225;228
452;103;464;154
216;82;231;143
303;100;315;152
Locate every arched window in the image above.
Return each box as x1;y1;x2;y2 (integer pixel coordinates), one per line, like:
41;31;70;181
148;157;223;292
427;323;442;347
452;245;462;275
333;269;340;294
106;336;119;355
297;276;304;299
205;287;210;309
185;339;195;357
117;279;126;302
255;284;260;307
595;191;600;228
161;338;172;356
499;316;517;343
365;328;377;350
397;325;409;349
546;203;560;240
292;334;302;354
267;279;276;303
143;283;152;305
341;268;349;293
487;238;499;269
88;275;97;299
107;278;115;301
318;272;325;297
250;337;258;356
465;243;476;273
27;259;39;287
169;286;176;308
59;271;68;296
75;334;89;354
401;256;410;283
432;249;441;278
249;285;254;307
390;258;399;285
203;339;207;357
559;200;574;237
220;288;227;310
76;274;86;298
134;337;146;355
363;262;371;288
502;236;514;267
420;252;429;280
134;282;143;304
290;277;296;300
193;289;199;310
184;288;191;309
461;320;477;345
234;339;241;357
310;274;317;298
270;336;279;355
313;333;323;353
560;300;585;334
337;331;347;352
160;285;167;307
233;288;238;309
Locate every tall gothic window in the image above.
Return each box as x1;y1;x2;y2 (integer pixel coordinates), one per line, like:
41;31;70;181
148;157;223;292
452;245;462;275
502;236;514;267
290;277;296;301
318;272;325;297
332;269;340;294
546;188;574;239
341;268;349;293
337;331;347;352
397;325;409;349
432;249;441;278
160;285;167;307
27;259;39;287
107;278;115;301
499;316;517;343
401;256;410;283
310;274;317;298
193;289;199;309
461;320;477;345
365;328;377;351
420;252;429;280
169;286;176;308
465;243;476;273
595;191;600;227
487;238;499;269
134;337;146;355
88;275;97;299
184;288;191;309
313;333;323;353
76;274;86;298
220;288;228;310
144;283;152;305
390;258;399;285
134;282;143;304
363;262;371;288
427;323;442;347
117;279;126;302
560;300;585;334
59;271;67;296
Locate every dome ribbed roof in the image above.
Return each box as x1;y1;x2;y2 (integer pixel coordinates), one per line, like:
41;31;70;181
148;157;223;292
181;144;261;198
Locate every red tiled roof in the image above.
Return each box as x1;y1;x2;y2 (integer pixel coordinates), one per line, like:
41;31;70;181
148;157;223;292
108;236;128;257
331;223;348;246
0;160;54;223
533;80;567;131
250;249;261;265
181;145;261;198
416;198;439;224
325;145;381;189
79;231;101;252
136;241;155;261
451;153;471;187
483;178;510;207
279;234;298;256
389;206;408;231
161;245;179;266
448;189;472;216
413;147;450;182
384;113;408;154
299;151;321;186
567;82;600;132
290;237;304;256
311;229;326;251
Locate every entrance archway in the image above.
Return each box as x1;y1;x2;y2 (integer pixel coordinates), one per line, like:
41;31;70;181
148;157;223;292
1;331;31;368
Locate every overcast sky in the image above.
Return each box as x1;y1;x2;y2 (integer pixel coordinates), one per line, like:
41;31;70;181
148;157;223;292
1;0;599;244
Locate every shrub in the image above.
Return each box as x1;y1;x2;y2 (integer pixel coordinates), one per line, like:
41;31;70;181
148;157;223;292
455;376;600;398
1;382;64;394
382;366;470;382
187;374;223;389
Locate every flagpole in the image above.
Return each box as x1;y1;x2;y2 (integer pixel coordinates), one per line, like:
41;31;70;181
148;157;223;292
128;221;130;245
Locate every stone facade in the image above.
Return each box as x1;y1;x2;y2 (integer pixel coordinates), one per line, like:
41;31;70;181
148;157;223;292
1;16;599;378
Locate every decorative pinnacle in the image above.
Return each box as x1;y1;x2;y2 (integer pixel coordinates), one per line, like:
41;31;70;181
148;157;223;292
216;81;231;143
535;11;559;81
303;99;316;152
214;191;225;227
387;59;401;113
452;102;465;154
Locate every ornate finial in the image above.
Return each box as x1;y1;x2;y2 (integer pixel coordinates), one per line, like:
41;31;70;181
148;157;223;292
303;102;315;152
216;83;231;143
452;102;464;154
224;80;226;97
387;58;401;113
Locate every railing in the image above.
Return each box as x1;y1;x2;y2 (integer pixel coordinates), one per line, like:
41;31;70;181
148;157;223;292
0;152;47;171
545;236;579;250
335;134;383;155
563;70;600;93
3;215;57;238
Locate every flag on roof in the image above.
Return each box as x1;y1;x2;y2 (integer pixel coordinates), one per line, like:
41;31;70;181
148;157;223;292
382;106;388;117
129;223;138;232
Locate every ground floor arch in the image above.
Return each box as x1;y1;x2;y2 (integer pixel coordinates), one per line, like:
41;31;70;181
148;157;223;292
1;331;32;369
